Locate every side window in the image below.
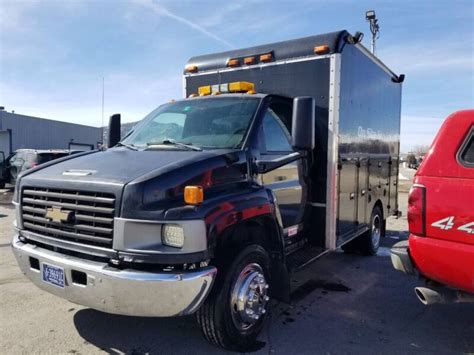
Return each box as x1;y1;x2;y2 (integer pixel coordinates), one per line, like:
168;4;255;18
262;109;293;153
459;129;474;167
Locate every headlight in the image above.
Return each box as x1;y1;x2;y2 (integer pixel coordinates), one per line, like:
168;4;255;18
162;224;185;248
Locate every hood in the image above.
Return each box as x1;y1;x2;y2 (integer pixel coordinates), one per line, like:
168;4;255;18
21;147;228;187
18;146;248;220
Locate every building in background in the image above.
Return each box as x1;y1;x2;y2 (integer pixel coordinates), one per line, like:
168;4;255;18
0;108;103;155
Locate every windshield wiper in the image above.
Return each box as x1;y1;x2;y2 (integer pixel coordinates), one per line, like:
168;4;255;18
146;139;202;151
115;142;138;151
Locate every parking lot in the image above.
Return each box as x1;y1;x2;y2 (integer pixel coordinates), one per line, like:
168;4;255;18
1;168;473;354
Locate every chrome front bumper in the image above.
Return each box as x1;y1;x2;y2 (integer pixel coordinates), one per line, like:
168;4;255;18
12;235;217;317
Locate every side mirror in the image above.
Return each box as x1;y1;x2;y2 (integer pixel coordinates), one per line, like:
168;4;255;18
292;97;315;150
108;113;121;148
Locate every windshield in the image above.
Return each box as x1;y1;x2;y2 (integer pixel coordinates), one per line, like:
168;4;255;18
121;97;260;150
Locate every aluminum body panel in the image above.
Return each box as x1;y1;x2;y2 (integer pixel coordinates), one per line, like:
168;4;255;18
336;44;402;245
12;235;217;317
325;54;341;250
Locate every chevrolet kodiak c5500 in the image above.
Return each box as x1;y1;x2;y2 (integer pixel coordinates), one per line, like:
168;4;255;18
12;30;403;351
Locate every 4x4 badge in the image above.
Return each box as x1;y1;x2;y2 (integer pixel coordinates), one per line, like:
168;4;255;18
45;206;73;223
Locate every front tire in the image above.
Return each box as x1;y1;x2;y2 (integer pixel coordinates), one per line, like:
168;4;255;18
196;244;271;351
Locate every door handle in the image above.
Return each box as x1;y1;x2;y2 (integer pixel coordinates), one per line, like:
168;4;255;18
361;189;366;196
349;192;355;200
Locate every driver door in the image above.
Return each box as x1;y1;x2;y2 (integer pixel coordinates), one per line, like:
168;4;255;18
258;106;305;239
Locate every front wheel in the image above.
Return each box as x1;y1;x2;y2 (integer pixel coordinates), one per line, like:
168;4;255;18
196;244;271;351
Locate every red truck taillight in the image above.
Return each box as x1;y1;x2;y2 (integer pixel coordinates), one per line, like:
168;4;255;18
408;184;426;236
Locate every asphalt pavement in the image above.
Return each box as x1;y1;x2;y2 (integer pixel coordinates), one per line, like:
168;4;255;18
1;168;473;354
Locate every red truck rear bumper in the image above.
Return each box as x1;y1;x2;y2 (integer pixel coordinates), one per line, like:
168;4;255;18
409;235;474;294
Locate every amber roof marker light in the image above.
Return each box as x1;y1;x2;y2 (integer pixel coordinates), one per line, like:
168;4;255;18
259;53;273;62
185;65;198;73
227;58;240;67
244;56;256;65
314;45;330;55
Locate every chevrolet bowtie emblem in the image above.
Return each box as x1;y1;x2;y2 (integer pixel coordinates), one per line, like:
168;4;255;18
45;206;73;223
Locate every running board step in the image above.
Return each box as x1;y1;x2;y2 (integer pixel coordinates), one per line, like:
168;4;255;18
287;245;327;272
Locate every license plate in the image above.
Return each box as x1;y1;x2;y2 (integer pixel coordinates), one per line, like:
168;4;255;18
42;263;65;288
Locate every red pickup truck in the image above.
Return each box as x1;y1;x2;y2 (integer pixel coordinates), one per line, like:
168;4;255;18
391;110;474;305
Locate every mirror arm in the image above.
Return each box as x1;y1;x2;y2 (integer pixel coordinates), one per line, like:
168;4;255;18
256;151;305;174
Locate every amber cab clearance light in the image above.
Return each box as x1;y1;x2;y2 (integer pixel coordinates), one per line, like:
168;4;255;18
229;81;255;93
314;45;330;55
184;186;204;205
185;65;198;73
227;59;240;67
198;85;211;96
259;53;272;62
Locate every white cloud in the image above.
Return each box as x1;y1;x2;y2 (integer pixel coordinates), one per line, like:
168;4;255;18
132;0;234;49
378;38;473;75
400;114;444;152
0;71;182;127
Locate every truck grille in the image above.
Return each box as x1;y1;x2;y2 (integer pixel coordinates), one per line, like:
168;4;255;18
21;188;116;248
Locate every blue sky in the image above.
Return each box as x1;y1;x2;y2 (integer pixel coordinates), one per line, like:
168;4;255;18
0;0;472;152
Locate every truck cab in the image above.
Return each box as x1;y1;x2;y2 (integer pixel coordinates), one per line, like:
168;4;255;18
12;30;403;351
391;110;474;305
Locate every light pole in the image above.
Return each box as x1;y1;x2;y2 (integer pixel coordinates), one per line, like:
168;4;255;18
366;10;380;55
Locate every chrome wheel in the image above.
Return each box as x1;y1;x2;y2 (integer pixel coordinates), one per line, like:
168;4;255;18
230;263;270;331
371;214;381;249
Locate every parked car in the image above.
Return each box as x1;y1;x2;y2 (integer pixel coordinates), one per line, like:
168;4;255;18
391;109;474;305
0;149;80;187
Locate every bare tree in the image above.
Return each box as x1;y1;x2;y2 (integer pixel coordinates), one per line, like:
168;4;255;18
412;144;430;156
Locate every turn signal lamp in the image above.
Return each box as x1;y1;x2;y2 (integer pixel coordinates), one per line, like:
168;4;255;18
227;58;240;67
198;86;211;96
314;45;330;55
259;53;272;62
184;185;204;205
185;65;198;73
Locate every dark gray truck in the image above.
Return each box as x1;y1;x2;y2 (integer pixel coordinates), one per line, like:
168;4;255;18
12;30;403;351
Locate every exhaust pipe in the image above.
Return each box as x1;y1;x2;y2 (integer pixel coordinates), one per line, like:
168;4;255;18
414;286;474;305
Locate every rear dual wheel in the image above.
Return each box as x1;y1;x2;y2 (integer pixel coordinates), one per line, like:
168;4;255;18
196;244;271;351
342;205;384;255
